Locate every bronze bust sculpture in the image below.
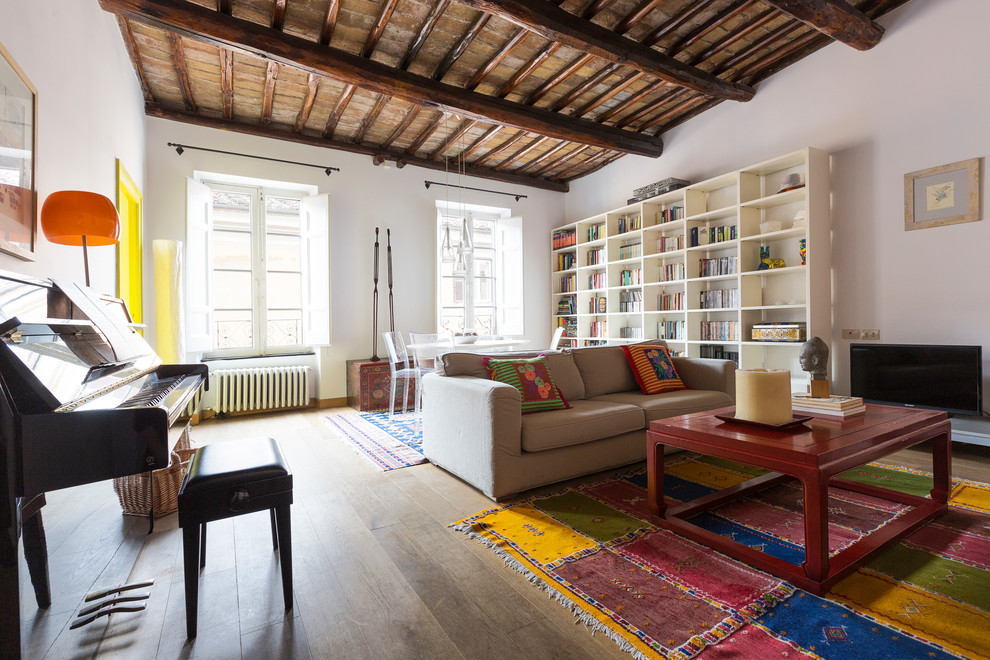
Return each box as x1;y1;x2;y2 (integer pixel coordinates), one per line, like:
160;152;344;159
800;336;830;396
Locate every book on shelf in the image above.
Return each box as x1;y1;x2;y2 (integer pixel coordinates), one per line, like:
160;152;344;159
791;394;864;410
792;403;867;418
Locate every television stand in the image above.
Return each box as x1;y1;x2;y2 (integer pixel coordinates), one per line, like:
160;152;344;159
950;414;990;447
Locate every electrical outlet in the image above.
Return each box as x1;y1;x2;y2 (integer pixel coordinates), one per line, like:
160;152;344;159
841;329;860;340
862;329;880;340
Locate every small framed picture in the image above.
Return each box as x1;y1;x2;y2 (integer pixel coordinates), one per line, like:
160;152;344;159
904;158;982;231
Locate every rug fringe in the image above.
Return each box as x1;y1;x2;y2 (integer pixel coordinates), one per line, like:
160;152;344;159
451;521;660;660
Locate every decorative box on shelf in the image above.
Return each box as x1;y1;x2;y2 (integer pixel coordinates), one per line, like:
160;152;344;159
751;322;807;342
346;358;415;412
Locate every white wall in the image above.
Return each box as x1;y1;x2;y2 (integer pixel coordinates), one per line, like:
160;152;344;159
565;0;990;410
143;118;565;399
0;0;146;288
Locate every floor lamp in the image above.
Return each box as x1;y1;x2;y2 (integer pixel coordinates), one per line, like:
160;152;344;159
41;191;120;287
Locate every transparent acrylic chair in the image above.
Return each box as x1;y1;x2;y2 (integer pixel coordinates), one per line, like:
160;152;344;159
382;331;421;421
407;332;454;427
408;331;455;372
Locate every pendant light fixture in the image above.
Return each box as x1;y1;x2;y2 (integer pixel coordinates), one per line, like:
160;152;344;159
451;117;471;277
458;215;473;254
441;135;455;263
440;223;455;263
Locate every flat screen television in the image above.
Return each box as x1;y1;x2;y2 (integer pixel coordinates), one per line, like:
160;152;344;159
849;343;983;416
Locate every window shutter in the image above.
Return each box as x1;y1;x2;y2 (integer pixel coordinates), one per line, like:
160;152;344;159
184;177;214;355
497;216;524;336
300;193;331;346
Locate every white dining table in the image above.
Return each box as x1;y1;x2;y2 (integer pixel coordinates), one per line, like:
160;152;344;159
408;338;531;354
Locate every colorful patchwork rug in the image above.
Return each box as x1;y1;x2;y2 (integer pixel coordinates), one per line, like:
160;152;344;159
322;407;425;470
452;455;990;659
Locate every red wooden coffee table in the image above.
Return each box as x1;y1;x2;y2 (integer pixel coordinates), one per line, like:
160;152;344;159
647;404;952;595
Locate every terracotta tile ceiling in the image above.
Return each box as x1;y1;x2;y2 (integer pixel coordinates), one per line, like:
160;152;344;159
100;0;911;192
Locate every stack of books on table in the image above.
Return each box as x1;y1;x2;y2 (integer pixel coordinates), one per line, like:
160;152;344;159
792;394;867;417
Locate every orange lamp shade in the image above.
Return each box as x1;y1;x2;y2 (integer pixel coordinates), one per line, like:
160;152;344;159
41;191;120;246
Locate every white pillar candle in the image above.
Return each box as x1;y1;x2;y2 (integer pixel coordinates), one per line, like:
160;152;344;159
735;369;792;425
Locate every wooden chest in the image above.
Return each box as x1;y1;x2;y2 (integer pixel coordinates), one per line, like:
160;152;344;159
346;359;415;412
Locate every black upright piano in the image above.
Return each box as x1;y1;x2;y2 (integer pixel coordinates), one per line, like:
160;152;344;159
0;269;208;659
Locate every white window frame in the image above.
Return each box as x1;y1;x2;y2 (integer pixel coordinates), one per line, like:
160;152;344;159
185;171;329;359
435;200;523;336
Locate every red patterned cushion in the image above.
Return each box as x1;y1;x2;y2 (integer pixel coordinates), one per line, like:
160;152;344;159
621;344;687;395
484;355;570;414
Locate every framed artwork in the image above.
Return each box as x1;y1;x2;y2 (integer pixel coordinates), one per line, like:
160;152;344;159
904;158;982;231
0;40;37;260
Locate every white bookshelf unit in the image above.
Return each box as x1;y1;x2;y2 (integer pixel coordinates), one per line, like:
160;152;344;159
552;147;832;391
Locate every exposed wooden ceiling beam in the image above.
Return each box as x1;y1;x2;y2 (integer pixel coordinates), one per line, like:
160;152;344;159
459;125;503;161
217;0;231;14
472;130;526;167
553;147;612;180
613;0;665;34
355;94;391;143
717;19;804;73
429;119;478;159
572;0;755;120
323;83;355;138
540;0;738;113
572;71;640;117
99;0;665;158
563;150;623;182
596;79;664;125
533;143;587;177
763;0;883;50
434;12;491;81
146;104;568;192
402;0;450;70
271;0;287;30
689;7;779;65
165;32;197;112
294;73;320;132
406;112;449;155
220;48;234;119
380;104;422;149
495;136;548;171
363;0;400;58
498;41;559;98
320;0;341;45
452;0;754;101
116;17;154;103
550;60;614;111
467;28;527;90
528;53;594;105
513;139;568;174
261;61;278;124
667;0;752;55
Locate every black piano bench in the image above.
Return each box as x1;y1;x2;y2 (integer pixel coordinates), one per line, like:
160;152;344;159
177;437;293;638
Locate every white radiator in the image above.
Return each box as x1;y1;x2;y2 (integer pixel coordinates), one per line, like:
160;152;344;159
214;366;311;414
182;385;206;418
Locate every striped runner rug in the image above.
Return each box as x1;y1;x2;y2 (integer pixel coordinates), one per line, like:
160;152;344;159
322;407;426;471
452;454;990;659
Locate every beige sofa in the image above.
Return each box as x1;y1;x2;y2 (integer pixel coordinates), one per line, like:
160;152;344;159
421;344;736;500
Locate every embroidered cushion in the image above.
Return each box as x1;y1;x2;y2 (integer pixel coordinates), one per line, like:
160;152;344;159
621;344;687;395
484;355;570;414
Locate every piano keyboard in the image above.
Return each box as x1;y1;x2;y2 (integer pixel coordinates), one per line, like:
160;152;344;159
118;376;184;409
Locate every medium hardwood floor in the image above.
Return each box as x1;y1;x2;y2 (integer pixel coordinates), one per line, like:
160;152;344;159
18;409;990;659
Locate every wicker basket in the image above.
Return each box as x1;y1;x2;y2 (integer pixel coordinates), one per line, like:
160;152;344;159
113;428;197;518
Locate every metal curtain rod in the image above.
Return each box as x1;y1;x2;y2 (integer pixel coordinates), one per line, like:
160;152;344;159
167;142;340;175
424;180;528;202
